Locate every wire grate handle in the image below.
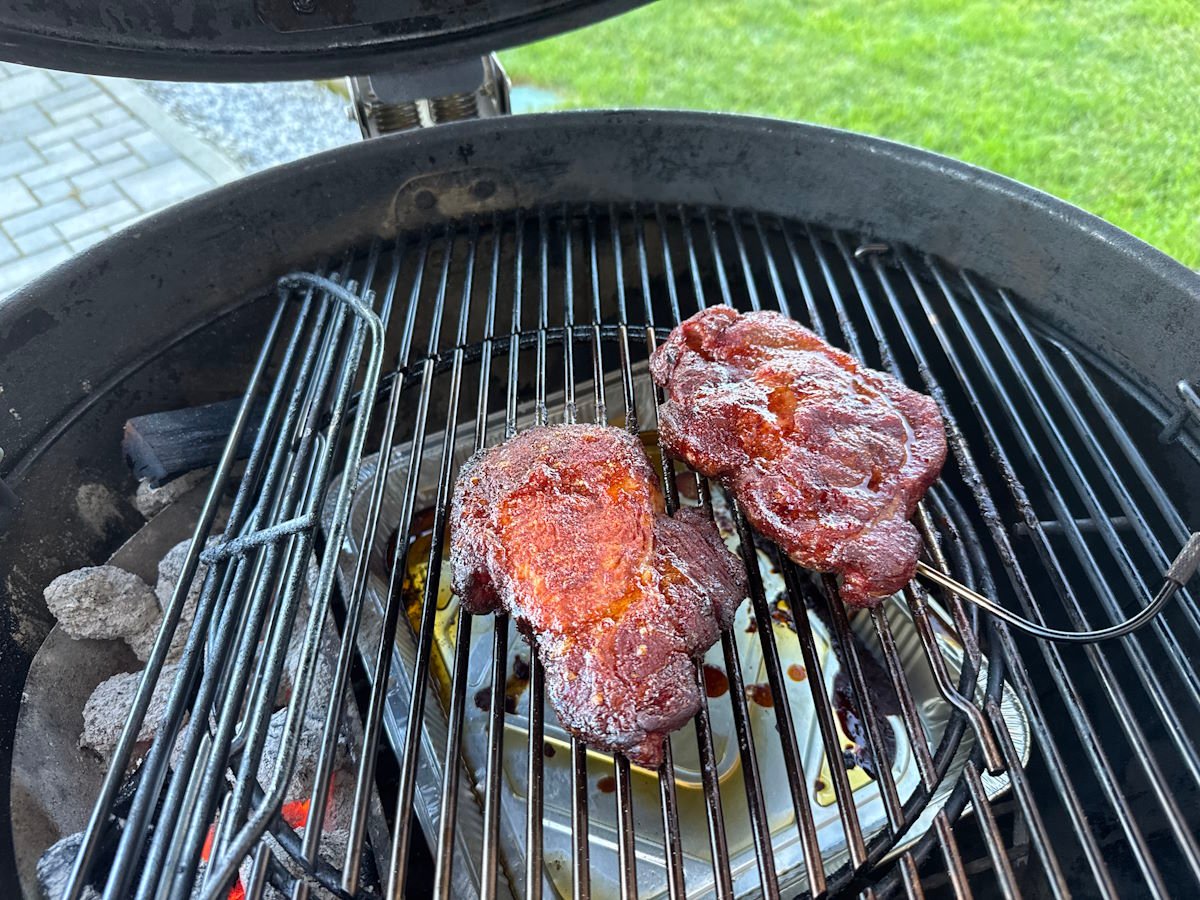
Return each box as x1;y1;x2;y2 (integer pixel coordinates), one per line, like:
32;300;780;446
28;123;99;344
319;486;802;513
916;532;1200;644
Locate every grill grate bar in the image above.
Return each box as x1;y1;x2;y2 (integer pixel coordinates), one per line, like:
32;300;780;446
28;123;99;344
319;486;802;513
480;616;509;900
477;215;507;900
570;736;591;900
342;239;432;896
733;502;829;895
717;625;782;898
962;762;1020;900
655;737;687;900
435;610;473;895
781;561;870;869
302;245;406;870
432;223;484;900
869;605;938;788
559;213;592;900
631;209;690;900
938;262;1200;876
589;209;641;900
821;577;907;829
982;697;1069;900
689;673;736;900
380;228;462;897
386;319;465;895
899;852;927;900
524;209;550;900
613;756;637;900
525;657;547;900
933;812;973;899
901;250;1172;896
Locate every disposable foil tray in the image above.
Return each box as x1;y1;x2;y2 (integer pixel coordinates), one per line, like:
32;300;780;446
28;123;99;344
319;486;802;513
327;364;1031;899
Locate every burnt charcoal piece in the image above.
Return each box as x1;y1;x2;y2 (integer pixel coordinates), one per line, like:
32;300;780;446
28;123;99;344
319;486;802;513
43;565;161;661
38;832;101;900
123;399;263;487
650;306;947;607
80;664;180;764
450;424;747;767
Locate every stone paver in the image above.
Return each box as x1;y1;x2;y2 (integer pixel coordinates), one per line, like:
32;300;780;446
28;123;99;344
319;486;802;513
0;64;244;299
0;70;563;302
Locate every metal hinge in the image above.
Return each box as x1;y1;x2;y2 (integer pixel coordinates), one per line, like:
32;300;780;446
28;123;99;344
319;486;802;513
1159;379;1200;443
346;54;511;138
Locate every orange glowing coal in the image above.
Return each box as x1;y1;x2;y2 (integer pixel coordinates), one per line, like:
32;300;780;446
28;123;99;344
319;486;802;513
281;797;311;830
199;793;318;900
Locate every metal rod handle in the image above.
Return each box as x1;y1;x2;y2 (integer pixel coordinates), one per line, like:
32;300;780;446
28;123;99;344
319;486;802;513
915;532;1200;644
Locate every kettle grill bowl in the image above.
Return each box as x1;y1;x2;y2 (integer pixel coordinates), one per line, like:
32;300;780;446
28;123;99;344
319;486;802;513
2;111;1200;897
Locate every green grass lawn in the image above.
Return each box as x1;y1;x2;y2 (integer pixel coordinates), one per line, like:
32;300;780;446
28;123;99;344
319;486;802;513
503;0;1200;267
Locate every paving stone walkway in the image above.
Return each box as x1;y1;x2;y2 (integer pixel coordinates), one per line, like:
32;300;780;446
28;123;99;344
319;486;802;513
0;62;244;299
0;64;561;301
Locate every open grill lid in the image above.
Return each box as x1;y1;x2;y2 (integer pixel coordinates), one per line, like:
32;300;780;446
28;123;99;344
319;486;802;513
0;0;649;81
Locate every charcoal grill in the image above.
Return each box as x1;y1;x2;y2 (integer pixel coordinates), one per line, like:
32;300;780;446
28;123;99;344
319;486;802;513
1;5;1200;900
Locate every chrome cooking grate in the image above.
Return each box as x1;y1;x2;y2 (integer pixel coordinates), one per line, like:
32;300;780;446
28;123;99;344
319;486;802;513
63;205;1200;900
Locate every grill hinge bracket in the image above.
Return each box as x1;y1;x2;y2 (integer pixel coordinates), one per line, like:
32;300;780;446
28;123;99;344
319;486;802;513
346;54;511;138
1159;379;1200;444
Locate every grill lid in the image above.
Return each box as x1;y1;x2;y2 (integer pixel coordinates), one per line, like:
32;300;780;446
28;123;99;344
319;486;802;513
0;0;649;81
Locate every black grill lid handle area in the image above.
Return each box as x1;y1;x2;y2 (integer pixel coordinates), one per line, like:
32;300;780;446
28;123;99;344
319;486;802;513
0;0;651;81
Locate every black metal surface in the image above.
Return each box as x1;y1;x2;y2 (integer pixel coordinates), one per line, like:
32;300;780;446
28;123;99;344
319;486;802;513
1;113;1199;897
0;0;649;81
25;204;1196;900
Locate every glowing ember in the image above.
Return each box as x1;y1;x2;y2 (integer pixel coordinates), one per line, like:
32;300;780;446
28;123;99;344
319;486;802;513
201;824;246;900
195;792;319;899
281;797;311;830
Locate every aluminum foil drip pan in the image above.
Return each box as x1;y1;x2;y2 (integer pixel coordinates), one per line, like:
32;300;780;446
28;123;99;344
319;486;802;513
326;362;1031;899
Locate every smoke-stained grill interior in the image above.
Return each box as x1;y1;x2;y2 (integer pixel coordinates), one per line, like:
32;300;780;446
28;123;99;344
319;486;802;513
45;203;1200;900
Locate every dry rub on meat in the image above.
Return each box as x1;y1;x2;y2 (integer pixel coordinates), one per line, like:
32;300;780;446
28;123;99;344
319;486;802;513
449;424;747;767
649;305;947;607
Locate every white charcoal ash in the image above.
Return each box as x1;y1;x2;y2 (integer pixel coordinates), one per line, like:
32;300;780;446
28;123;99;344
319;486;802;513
133;468;213;519
156;536;221;661
258;630;346;809
37;831;101;900
43;565;161;662
80;664;182;765
275;557;326;709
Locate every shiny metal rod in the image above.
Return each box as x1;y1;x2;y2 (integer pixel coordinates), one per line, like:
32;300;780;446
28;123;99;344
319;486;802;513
916;531;1200;643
